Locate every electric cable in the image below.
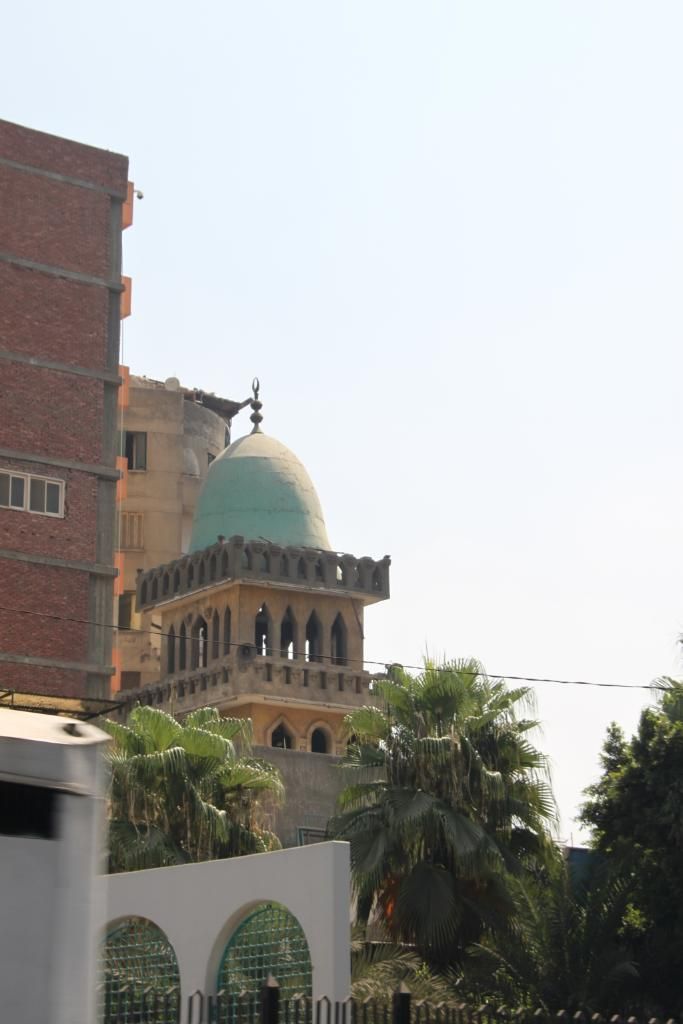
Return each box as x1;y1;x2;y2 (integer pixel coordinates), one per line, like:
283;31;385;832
0;603;670;693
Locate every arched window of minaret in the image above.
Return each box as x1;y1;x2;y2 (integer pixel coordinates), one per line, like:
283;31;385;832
209;554;217;580
314;559;324;581
372;566;382;592
167;625;176;674
271;723;293;749
223;607;232;656
140;580;148;605
199;560;206;585
305;611;322;663
311;727;329;754
280;554;289;577
191;616;208;669
331;613;347;666
297;557;306;580
221;549;229;576
173;568;181;593
162;572;170;596
280;607;297;660
242;547;252;570
261;550;270;572
211;610;220;660
255;604;271;656
187;562;194;588
179;623;187;671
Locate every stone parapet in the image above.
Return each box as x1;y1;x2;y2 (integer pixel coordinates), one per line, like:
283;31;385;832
112;650;371;720
136;535;390;610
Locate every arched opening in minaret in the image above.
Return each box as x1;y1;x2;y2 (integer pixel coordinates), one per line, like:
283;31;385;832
223;607;232;656
167;625;176;674
280;607;297;659
271;723;293;749
305;612;322;663
191;615;208;669
297;558;307;580
187;563;194;588
211;610;220;660
179;623;187;671
255;604;271;656
331;613;347;666
311;728;329;754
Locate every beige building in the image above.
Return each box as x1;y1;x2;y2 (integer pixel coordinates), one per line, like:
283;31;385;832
114;373;248;691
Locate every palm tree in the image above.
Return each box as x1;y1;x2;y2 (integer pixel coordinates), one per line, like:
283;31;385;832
466;857;638;1011
104;706;283;872
329;659;556;964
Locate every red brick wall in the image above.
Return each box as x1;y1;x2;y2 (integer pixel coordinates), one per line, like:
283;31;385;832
0;119;128;700
0;561;88;661
0;663;87;698
0;463;98;563
0;365;104;464
0;164;112;277
0;263;109;367
0;119;128;194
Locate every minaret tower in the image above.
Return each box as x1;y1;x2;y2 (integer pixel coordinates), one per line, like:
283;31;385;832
131;382;390;839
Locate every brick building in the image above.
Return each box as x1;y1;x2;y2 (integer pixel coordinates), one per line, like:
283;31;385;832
0;119;131;700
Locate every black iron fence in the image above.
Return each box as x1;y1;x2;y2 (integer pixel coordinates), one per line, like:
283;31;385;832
99;979;681;1024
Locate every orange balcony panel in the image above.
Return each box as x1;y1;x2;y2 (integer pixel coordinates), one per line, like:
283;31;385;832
120;276;132;319
122;181;134;230
116;456;128;503
118;364;130;410
114;552;125;597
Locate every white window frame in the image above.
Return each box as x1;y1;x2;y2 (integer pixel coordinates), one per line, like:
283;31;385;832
0;471;65;518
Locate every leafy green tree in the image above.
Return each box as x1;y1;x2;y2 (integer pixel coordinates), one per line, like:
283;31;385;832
466;856;637;1011
104;705;283;872
329;660;556;964
580;679;683;1013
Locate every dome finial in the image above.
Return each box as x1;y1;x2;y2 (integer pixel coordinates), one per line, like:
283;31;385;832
250;377;263;433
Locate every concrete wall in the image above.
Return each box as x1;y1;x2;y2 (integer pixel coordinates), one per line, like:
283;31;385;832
255;745;347;848
100;840;351;1019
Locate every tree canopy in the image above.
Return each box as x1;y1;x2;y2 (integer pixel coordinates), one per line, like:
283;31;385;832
580;679;683;1013
329;659;556;964
103;705;282;872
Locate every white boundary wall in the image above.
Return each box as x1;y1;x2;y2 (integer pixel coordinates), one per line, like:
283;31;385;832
100;840;351;1015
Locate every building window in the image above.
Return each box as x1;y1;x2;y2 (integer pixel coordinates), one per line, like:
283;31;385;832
271;724;293;749
124;431;147;470
120;512;144;550
331;613;348;666
0;471;64;517
120;671;141;690
118;592;135;630
311;728;329;754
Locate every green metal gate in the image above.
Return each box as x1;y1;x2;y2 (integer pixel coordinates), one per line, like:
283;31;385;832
217;902;312;1002
99;916;180;1023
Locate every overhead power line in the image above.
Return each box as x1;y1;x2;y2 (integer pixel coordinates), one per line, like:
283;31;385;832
0;603;670;694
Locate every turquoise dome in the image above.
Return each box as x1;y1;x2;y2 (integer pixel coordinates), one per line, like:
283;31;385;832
190;432;330;552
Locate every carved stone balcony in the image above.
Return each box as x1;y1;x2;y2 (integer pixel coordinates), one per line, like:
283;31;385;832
136;534;391;611
111;650;371;720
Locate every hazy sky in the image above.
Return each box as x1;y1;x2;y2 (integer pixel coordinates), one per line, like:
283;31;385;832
5;1;683;839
